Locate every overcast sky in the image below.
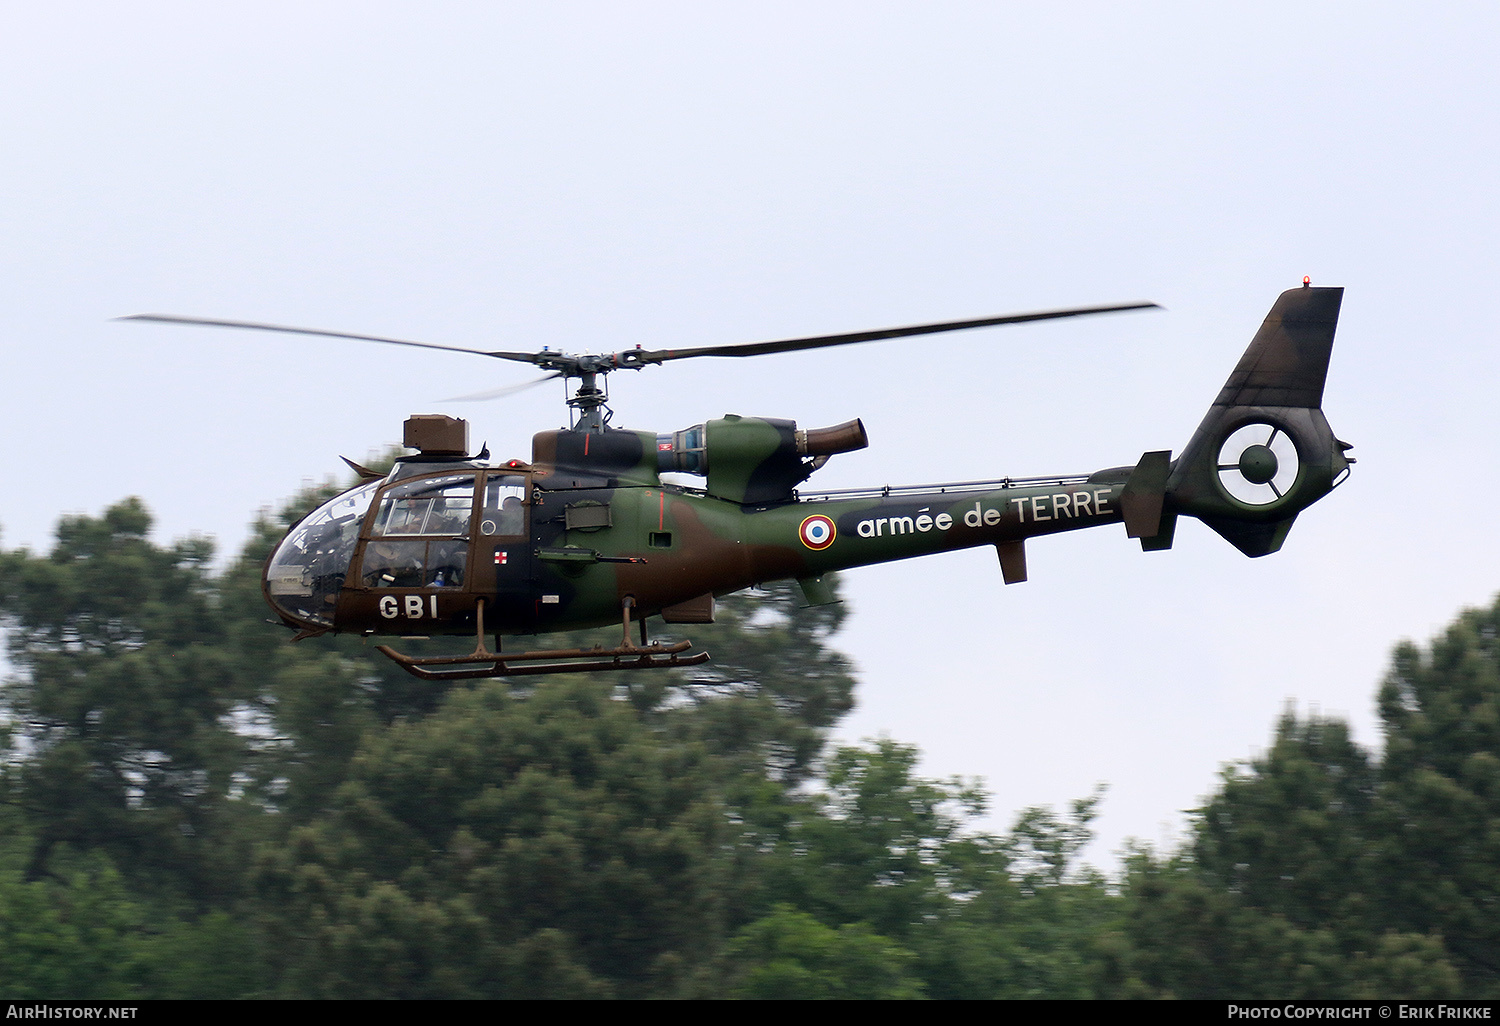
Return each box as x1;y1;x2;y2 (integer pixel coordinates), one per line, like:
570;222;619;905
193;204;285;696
4;3;1498;864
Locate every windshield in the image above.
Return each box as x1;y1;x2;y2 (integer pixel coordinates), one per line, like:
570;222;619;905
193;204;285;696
265;481;378;627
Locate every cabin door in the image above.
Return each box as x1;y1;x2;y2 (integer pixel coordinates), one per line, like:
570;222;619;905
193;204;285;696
469;472;536;633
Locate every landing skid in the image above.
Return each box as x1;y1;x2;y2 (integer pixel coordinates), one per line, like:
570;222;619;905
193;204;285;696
375;597;710;681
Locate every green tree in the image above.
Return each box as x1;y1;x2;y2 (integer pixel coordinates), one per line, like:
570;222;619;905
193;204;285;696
0;499;250;900
545;577;858;789
726;904;924;999
1195;712;1379;932
1122;707;1466;999
1376;598;1500;994
250;677;730;998
0;856;146;999
762;739;995;939
655;579;857;785
739;740;1122;999
978;792;1121;999
1116;843;1459;999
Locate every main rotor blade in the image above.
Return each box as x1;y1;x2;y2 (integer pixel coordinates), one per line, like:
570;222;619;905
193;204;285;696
440;372;565;402
635;302;1160;363
117;314;539;363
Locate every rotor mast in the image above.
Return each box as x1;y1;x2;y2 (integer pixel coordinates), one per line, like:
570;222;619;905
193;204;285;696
566;367;610;431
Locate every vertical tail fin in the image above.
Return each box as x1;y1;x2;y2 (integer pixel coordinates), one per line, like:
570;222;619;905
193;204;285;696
1165;285;1353;556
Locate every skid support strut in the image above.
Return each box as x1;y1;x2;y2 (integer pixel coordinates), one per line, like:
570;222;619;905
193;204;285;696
375;597;711;681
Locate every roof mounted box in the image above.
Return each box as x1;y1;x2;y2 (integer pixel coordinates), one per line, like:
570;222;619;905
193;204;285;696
404;414;469;456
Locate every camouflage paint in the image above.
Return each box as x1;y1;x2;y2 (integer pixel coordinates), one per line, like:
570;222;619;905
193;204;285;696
266;286;1352;643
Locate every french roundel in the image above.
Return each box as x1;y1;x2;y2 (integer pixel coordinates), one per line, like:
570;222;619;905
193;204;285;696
799;514;836;550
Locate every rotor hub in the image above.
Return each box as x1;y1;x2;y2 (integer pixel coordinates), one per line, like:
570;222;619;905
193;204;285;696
1237;443;1278;485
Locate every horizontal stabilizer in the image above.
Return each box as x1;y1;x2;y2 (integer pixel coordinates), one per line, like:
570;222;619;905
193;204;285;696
1141;512;1177;552
1120;450;1172;539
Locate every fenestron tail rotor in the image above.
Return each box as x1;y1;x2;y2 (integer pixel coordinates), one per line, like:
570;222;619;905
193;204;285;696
1162;285;1351;559
1216;421;1301;506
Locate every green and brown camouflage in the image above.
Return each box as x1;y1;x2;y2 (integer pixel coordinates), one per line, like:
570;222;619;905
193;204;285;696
262;285;1351;678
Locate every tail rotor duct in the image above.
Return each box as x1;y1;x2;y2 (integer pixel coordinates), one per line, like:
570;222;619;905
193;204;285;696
1216;421;1300;506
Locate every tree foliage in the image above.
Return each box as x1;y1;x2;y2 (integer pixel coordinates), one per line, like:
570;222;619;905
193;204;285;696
1376;602;1500;992
0;499;249;898
1;493;1498;997
0;491;865;997
252;677;728;998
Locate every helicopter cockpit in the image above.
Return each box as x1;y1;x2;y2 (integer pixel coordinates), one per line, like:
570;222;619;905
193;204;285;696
361;472;475;589
264;445;535;637
267;414;509;634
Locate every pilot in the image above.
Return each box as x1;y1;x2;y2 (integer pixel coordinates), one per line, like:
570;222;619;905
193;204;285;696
363;539;424;588
385;502;427;535
427;499;471;537
497;495;525;536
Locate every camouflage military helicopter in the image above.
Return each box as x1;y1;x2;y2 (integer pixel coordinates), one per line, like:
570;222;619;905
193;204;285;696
125;283;1351;680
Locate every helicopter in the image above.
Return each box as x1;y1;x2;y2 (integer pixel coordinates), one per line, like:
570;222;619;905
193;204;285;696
125;282;1352;680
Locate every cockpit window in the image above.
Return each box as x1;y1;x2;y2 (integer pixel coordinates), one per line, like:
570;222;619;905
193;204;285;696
265;481;379;627
480;474;527;537
363;473;476;589
371;474;475;537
